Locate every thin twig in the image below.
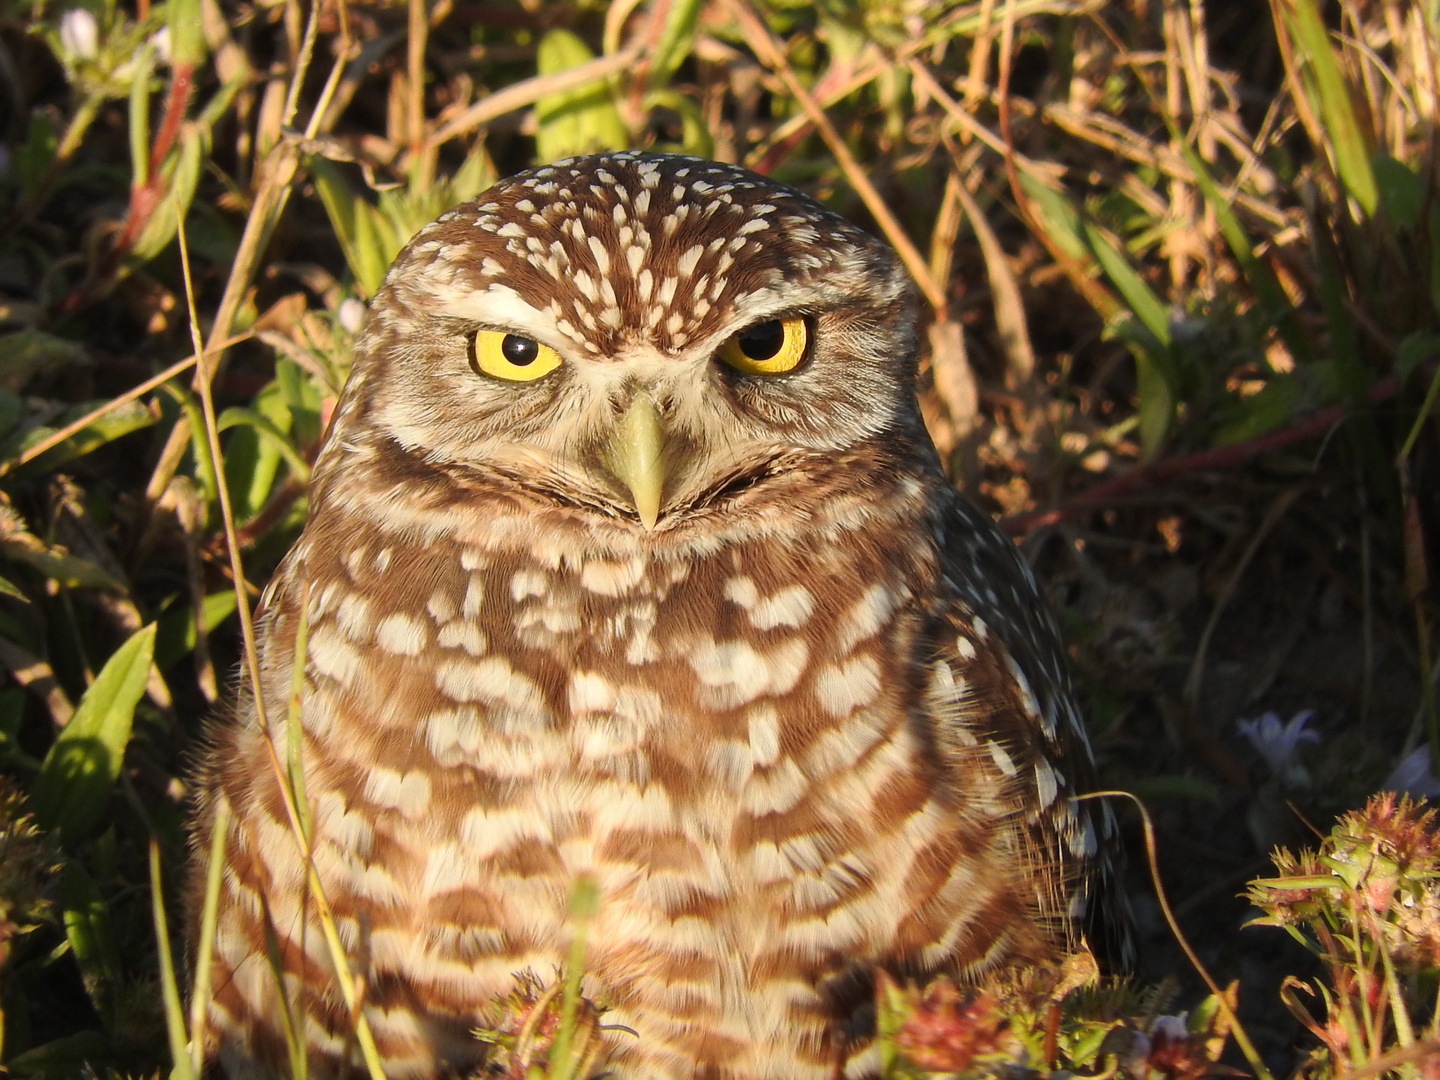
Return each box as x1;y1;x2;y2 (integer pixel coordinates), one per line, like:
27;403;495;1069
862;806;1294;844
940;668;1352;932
0;333;251;478
1001;371;1406;535
727;0;946;312
426;46;643;150
1079;791;1279;1080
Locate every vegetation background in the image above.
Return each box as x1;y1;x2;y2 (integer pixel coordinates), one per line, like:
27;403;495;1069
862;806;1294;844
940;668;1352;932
0;0;1436;1076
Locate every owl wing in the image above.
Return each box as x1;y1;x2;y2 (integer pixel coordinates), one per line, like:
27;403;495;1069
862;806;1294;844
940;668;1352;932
926;492;1127;971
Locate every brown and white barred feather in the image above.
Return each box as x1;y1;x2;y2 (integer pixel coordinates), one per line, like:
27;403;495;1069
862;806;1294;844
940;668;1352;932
190;152;1121;1080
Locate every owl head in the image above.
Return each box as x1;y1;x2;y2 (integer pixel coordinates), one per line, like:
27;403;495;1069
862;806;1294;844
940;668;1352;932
324;153;926;531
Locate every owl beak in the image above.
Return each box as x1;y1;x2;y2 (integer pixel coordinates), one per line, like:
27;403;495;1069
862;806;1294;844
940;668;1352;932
604;393;665;530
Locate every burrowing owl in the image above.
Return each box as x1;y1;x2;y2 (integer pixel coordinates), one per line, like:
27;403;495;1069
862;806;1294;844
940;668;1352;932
192;152;1112;1080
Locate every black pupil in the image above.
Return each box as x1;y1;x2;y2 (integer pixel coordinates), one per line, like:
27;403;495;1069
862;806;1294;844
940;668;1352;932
501;334;539;366
738;321;785;360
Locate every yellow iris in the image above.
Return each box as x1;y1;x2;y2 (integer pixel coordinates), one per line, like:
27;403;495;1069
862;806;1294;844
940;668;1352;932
471;330;562;382
718;317;809;375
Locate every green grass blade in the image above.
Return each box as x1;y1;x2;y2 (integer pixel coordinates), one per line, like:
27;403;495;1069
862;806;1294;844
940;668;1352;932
1081;220;1171;348
33;623;157;844
188;799;230;1073
1280;0;1378;216
646;0;702;91
310;157;395;297
150;840;198;1080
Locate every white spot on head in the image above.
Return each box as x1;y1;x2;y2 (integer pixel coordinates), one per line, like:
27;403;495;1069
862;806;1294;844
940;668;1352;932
435;656;545;713
510;568;549;602
427;590;457;624
586;235;611;274
677;244;704;277
308;627;360;687
837;585;897;652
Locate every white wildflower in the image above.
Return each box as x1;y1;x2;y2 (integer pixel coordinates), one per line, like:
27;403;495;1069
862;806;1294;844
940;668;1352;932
337;297;367;335
58;8;99;60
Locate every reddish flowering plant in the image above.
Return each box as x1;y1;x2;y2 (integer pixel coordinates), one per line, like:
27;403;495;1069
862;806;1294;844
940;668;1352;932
1249;794;1440;1079
874;971;1235;1080
473;972;613;1080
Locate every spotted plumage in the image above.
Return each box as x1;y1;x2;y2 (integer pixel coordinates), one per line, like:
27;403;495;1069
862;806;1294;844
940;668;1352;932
191;152;1115;1080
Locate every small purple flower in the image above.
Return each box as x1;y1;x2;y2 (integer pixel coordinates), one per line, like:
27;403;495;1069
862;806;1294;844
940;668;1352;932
1382;746;1440;799
1238;709;1320;785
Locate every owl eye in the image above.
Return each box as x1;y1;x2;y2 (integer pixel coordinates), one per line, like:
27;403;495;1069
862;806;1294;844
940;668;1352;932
718;317;809;375
470;330;563;382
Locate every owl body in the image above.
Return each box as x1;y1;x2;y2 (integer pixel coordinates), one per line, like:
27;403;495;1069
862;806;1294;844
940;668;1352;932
194;153;1104;1080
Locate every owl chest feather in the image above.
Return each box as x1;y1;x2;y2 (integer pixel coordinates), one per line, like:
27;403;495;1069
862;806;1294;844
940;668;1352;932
214;493;1049;1078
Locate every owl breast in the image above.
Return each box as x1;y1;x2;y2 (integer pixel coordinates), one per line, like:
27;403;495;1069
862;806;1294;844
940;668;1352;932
200;449;1058;1080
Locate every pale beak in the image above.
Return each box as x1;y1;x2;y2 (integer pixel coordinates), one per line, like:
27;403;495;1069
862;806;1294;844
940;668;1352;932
604;393;665;529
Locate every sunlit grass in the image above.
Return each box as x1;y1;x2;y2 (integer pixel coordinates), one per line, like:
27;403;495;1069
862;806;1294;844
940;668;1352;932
0;0;1435;1076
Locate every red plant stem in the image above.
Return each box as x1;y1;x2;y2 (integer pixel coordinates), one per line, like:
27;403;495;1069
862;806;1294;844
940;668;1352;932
1001;372;1405;536
148;62;194;178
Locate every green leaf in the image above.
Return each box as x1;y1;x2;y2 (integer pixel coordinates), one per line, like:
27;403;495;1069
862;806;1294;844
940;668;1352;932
16;112;60;203
1281;0;1377;217
1213;377;1301;445
5;1031;114;1077
1018;174;1088;260
1397;332;1440;381
152;841;198;1080
219;404;311;486
535;30;628;162
647;0;702;90
1177;139;1312;365
448;149;495;207
0;540;124;591
60;861;122;1022
1132;346;1174;457
4;398;157;476
32;623;156;844
1431;206;1440;319
310;157;398;297
0;572;27;601
1082;220;1171;347
167;0;206;67
0;389;22;437
643;89;713;158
